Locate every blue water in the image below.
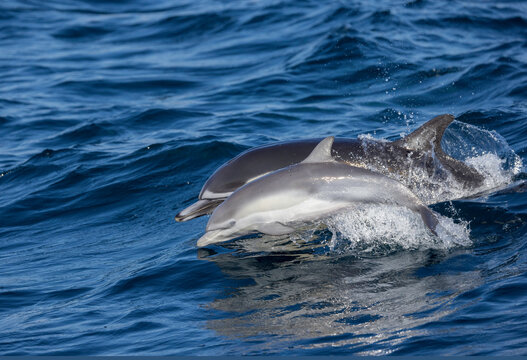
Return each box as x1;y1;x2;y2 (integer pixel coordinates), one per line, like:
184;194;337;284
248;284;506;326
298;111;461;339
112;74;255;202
1;0;527;355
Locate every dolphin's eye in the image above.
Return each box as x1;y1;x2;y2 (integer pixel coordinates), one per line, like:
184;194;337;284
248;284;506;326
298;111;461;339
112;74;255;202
228;220;236;227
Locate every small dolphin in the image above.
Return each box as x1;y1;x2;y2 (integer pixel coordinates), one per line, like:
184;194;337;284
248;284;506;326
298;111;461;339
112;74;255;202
177;114;483;222
197;136;438;247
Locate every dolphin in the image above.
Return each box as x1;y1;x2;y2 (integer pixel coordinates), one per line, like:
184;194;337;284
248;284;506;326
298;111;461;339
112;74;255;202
197;136;439;247
177;114;483;222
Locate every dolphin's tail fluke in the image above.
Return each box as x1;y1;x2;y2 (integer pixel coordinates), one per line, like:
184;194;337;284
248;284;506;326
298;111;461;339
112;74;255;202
394;114;485;188
175;199;223;222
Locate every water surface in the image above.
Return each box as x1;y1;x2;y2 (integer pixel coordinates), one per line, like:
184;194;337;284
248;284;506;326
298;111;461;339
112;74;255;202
1;0;527;355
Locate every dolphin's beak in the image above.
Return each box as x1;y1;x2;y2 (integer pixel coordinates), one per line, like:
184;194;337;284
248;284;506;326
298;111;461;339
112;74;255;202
175;199;224;222
197;229;228;247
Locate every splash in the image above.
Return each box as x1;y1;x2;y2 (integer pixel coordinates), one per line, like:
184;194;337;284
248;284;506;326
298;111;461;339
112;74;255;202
324;204;471;255
444;122;523;196
358;120;522;205
465;153;518;191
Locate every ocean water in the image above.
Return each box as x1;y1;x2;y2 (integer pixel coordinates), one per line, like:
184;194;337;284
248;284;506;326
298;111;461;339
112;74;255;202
1;0;527;355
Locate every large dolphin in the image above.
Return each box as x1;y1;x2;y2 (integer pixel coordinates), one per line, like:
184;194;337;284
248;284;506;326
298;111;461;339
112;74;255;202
177;114;483;222
197;136;438;247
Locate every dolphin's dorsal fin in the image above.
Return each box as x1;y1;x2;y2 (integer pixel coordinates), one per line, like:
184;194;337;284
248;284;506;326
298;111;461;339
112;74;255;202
302;136;335;163
394;114;455;152
395;114;485;187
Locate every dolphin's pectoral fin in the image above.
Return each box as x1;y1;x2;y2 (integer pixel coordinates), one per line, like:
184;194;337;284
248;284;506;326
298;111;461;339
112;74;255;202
259;222;295;236
394;114;454;152
302;136;336;164
417;205;439;236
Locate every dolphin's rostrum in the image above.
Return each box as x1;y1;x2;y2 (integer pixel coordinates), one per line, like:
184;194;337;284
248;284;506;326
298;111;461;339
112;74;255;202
197;136;438;247
176;114;484;222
